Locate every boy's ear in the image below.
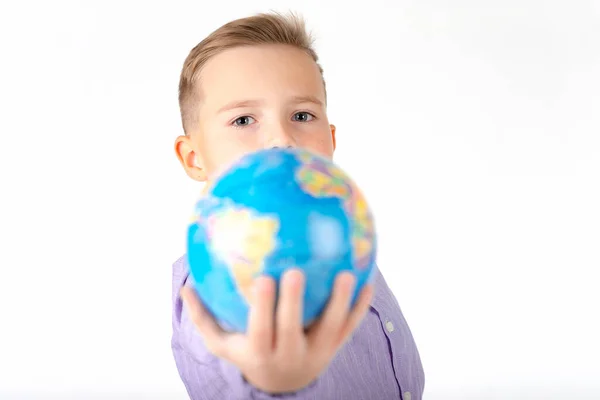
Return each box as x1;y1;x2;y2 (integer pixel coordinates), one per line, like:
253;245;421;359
174;135;207;182
330;124;337;151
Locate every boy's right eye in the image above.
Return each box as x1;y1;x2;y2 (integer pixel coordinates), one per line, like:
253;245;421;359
232;116;256;127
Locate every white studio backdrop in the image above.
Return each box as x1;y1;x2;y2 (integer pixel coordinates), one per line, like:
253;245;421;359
0;0;598;399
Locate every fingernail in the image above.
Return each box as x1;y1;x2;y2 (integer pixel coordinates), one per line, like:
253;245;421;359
253;275;271;293
285;268;304;281
340;272;356;288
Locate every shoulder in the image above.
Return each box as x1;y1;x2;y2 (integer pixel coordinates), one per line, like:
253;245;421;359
173;254;188;270
170;254;220;367
369;265;413;331
371;266;401;311
172;254;189;279
171;254;190;302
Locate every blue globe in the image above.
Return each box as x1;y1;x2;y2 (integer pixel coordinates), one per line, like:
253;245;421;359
187;147;377;333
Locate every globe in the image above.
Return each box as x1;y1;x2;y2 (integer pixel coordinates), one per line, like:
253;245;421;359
186;147;377;333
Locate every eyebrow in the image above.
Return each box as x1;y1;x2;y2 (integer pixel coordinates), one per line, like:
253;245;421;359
291;95;324;107
217;95;324;114
218;99;264;114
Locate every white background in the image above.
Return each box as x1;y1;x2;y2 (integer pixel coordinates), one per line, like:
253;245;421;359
1;0;599;399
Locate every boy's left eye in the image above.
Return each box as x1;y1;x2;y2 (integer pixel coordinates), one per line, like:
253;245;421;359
293;112;314;122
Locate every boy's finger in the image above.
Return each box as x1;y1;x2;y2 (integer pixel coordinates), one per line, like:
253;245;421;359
247;275;277;355
180;285;228;357
335;283;374;349
275;269;305;351
308;272;356;350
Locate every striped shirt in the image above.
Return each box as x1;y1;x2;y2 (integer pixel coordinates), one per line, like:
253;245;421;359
171;255;425;399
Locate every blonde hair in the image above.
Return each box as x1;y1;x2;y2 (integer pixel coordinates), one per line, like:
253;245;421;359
178;12;325;135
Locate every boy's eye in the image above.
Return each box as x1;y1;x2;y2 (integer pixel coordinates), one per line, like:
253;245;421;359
293;112;314;122
233;116;256;127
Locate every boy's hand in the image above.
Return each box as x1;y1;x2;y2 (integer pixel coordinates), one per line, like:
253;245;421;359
180;269;374;394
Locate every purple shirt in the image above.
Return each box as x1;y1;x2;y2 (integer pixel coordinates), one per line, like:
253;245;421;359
171;255;425;399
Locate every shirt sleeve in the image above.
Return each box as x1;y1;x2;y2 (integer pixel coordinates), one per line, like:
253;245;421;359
171;257;320;400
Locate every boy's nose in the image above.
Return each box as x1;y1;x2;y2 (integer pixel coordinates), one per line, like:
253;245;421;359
264;126;297;149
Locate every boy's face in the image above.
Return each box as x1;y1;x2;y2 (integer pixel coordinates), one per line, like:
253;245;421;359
175;44;336;182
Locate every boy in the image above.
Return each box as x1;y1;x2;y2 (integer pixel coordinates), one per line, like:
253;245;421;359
172;12;424;400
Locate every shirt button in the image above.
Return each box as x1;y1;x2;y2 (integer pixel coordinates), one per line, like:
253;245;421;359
403;392;412;400
385;320;395;332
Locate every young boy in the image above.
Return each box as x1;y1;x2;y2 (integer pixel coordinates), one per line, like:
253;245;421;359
172;12;425;400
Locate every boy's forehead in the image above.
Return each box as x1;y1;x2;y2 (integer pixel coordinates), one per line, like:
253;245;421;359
198;45;326;112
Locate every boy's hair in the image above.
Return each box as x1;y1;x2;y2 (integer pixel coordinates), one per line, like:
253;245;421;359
178;12;325;136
